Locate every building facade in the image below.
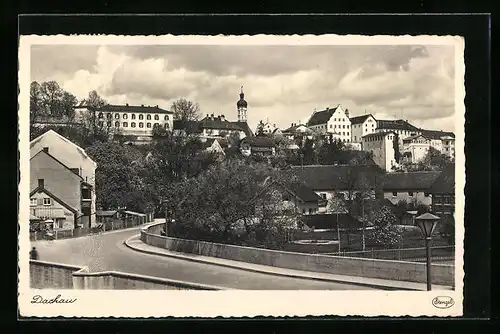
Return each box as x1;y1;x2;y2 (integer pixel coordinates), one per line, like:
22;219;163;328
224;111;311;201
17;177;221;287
375;119;421;148
349;114;377;143
30;148;92;230
306;105;352;143
381;171;441;206
402;134;432;163
361;131;398;172
30;130;97;227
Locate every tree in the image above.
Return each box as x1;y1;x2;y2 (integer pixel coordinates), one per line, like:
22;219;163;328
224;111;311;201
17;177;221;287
393;199;408;225
165;159;300;248
365;203;403;249
328;196;349;252
84;90;107;109
256;120;265;136
30;80;78;120
171;98;201;121
30;81;44;122
393;133;401;163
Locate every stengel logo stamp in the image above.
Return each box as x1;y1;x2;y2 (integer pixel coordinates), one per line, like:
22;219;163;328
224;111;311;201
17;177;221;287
432;296;455;309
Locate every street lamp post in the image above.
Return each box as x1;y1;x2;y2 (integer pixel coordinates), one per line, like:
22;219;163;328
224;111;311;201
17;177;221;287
415;212;441;291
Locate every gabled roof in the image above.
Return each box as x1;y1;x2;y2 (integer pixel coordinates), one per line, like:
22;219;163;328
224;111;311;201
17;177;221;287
30;149;84;181
30;187;78;214
307;106;339;126
291;165;382;191
97;104;173;114
199;116;244;131
30;129;97;167
420;129;455;140
281;181;324;203
402;134;431;142
382;171;442;191
376;119;420;132
429;163;455;194
349;114;376;125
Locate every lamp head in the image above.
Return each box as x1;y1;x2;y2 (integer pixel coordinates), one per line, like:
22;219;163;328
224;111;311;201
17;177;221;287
415;212;441;238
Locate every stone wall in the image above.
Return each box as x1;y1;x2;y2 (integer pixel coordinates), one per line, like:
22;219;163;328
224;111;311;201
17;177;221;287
30;260;222;290
141;223;455;286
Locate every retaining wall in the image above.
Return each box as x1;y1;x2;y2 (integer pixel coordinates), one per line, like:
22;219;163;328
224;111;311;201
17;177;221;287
141;223;455;286
30;260;222;290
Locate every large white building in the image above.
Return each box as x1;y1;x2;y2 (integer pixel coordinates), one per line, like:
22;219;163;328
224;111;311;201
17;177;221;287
349;114;377;143
361;131;399;172
375;119;421;148
75;104;174;139
306;105;352;143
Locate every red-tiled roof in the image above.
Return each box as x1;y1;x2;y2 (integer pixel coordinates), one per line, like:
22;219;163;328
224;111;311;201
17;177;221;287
307;107;339;126
382;171;442;191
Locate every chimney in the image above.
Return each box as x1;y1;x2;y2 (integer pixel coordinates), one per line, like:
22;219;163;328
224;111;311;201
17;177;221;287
326;107;329;111
42;147;49;154
141;104;144;107
220;115;225;122
126;103;129;106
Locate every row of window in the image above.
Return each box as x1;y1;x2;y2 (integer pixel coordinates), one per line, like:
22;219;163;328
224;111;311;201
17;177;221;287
98;113;169;121
30;198;51;206
98;121;170;129
329;124;350;129
391;191;431;197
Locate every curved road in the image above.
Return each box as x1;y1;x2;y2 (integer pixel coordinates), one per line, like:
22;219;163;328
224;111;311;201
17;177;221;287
32;228;376;290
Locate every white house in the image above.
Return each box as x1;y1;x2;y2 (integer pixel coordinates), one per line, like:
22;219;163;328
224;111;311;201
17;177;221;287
420;129;456;160
402;134;432;163
201;138;225;155
306;105;352;143
349;114;377;143
281;123;315;141
361;131;398;172
30;130;97;228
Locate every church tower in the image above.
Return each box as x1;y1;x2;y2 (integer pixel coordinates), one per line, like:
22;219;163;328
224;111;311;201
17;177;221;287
237;86;248;122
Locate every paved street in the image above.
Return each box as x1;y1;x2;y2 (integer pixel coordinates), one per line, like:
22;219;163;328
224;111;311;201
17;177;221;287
31;228;378;290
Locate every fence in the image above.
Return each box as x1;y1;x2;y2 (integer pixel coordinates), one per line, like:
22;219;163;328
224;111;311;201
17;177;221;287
29;210;153;241
325;245;455;262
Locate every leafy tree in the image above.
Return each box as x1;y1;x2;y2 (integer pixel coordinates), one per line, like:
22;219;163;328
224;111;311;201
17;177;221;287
171;98;201;121
165;159;300;248
85;142;156;213
393;199;408;225
84;90;107;109
364;203;403;249
30;80;78;120
30;81;44;122
256;120;265;136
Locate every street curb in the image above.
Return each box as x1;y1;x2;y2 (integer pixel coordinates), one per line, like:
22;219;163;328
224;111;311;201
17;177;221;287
123;236;422;291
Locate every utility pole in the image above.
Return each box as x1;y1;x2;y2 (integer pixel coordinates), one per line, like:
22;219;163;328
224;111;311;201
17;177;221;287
361;197;366;251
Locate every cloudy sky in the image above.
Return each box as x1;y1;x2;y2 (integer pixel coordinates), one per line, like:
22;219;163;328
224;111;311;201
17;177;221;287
30;44;456;132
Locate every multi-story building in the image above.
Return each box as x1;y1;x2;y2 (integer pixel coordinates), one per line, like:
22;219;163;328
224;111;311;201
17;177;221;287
306;105;352;143
361;131;399;172
420;129;455;160
375;119;421;148
74;103;174;141
349;114;377;143
282;123;315;140
402;134;432;163
198;114;252;139
30;131;97;230
430;163;455;231
240;134;276;157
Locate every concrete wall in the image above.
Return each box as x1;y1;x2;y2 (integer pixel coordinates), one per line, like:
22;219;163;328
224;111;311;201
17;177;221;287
142;223;454;286
30;260;222;290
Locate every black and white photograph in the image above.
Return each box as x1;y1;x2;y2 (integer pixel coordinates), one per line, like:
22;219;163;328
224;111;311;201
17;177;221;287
18;34;465;317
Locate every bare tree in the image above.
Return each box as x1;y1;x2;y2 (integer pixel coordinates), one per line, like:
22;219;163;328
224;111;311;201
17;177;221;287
171;98;201;121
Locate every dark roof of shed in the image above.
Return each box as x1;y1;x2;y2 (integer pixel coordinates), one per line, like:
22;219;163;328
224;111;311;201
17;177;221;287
382;171;442;191
307;107;339;126
282;182;324;203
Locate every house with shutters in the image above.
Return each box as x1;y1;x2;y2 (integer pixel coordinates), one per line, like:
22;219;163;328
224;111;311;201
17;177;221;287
306;105;352;143
30;130;97;229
